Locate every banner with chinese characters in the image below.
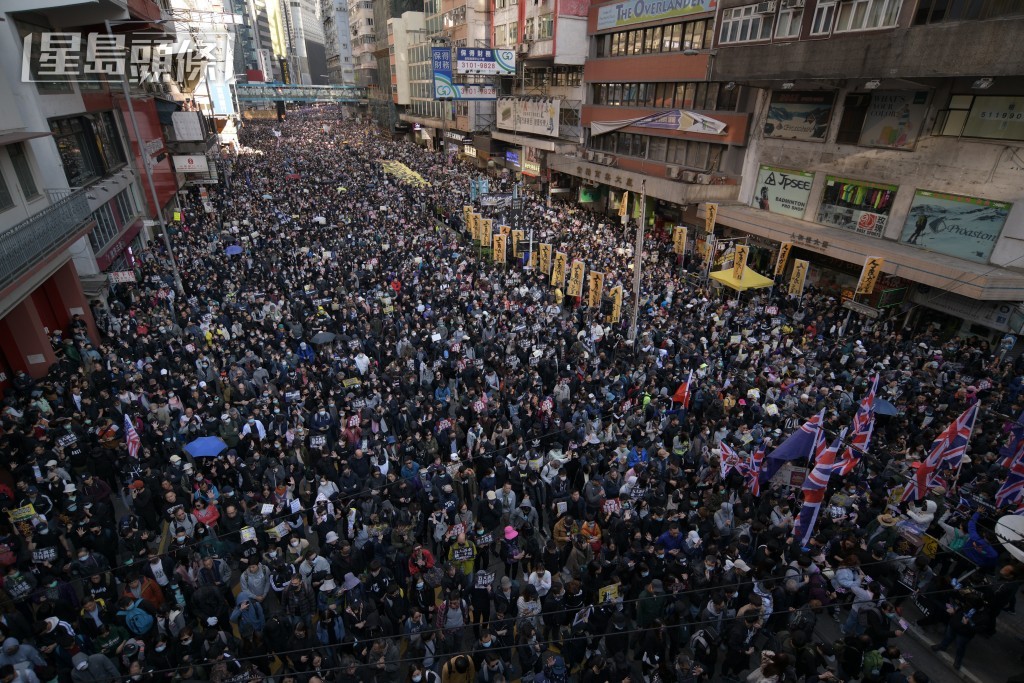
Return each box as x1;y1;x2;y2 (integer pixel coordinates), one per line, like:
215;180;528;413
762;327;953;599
455;48;515;75
856;257;885;295
673;226;687;255
511;229;524;255
567;260;586;297
480;218;493;247
610;285;623;323
587;271;605;308
492;233;507;263
433;47;496;100
540;243;552;276
732;244;749;281
551;251;567;288
789;259;809;298
705;202;718;233
774;242;792;276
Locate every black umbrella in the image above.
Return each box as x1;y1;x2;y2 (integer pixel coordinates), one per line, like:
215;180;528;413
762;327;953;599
311;331;337;345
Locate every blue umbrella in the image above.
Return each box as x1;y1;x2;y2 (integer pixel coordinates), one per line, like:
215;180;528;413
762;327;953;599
873;398;899;416
226;245;243;256
184;436;228;458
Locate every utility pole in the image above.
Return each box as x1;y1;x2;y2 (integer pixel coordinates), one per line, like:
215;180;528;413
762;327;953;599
628;179;646;346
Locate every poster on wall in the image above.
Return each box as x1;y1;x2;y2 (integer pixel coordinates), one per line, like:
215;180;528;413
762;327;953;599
523;147;541;176
497;99;560;138
764;91;835;142
962;96;1024;141
858;91;930;150
899;190;1012;263
817;176;897;238
751;165;813;219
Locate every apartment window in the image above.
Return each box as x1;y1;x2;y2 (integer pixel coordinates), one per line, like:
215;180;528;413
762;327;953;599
539;15;554;39
7;143;39;200
115;187;137;224
89;203;119;251
663;23;682;51
645;26;662;52
835;0;903;32
720;5;773;44
525;17;535;40
811;1;837;34
914;0;1024;24
93;112;126;171
776;7;803;37
508;22;519;44
0;168;13;212
51;118;102;187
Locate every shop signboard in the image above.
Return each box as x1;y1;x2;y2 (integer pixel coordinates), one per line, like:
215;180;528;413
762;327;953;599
455;48;515;75
764;91;835;142
752;165;813;219
899;190;1012;263
172;154;209;173
818;176;897;238
596;0;714;30
963;96;1024;141
859;91;930;150
497;98;560;138
433;48;496;100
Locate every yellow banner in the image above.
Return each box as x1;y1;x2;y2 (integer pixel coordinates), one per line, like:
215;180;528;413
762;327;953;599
481;218;493;247
610;285;623;323
568;260;586;298
789;259;809;298
619;191;629;218
673;226;687;255
500;224;511;237
540;243;553;276
492;233;507;263
705;202;718;234
551;251;567;288
732;244;749;281
587;271;605;308
469;213;478;241
856;257;885;295
511;229;524;255
775;241;792;276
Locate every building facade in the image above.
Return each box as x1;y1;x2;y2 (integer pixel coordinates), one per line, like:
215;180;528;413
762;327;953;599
705;0;1024;336
322;0;357;84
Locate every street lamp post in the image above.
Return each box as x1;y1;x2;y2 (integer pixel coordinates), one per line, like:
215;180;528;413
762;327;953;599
627;179;647;346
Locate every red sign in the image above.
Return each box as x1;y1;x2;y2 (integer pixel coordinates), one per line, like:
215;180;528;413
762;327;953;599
96;219;144;271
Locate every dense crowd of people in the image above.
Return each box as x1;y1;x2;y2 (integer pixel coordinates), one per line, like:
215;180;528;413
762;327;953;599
0;108;1022;683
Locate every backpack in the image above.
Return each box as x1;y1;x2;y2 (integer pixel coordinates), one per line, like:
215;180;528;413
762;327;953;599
861;648;884;680
119;599;154;636
689;627;718;658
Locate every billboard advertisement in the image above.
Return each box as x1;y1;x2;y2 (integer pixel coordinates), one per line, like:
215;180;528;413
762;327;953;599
172;154;209;173
456;48;515;75
818;176;897;238
497;98;560;138
764;91;835;142
900;190;1012;263
433;47;496;100
751;165;813;219
596;0;715;30
858;91;930;150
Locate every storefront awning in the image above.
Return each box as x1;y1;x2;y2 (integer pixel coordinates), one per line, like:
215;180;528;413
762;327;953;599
710;268;775;292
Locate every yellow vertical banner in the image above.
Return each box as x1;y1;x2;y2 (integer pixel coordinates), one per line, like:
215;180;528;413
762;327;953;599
511;229;524;255
673;226;687;255
469;213;479;241
492;233;507;263
500;224;511;237
789;259;809;298
609;285;623;323
856;257;885;295
587;271;605;308
481;218;493;247
619;191;629;218
732;244;749;282
567;260;586;298
463;205;472;233
705;202;719;234
775;242;792;276
551;251;567;288
540;244;553;276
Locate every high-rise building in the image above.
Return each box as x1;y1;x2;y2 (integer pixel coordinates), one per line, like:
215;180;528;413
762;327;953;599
350;0;379;87
369;0;422;128
322;0;357;84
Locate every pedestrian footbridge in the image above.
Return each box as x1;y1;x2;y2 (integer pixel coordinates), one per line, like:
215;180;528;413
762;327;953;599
235;84;367;103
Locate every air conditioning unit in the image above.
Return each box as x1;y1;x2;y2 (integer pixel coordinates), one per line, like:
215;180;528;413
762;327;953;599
584;150;597;162
755;1;777;13
682;171;698;183
518;42;532;54
666;165;684;180
782;0;804;7
695;173;713;184
602;154;616;165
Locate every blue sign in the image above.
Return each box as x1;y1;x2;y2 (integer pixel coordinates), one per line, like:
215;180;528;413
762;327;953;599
432;47;497;101
506;150;520;167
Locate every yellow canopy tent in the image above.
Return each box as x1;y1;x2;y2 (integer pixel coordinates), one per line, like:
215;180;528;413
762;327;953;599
709;268;774;292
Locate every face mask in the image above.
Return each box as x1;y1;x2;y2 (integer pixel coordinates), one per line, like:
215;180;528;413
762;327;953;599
416;582;424;589
155;645;167;652
269;551;278;559
483;640;492;647
641;572;649;578
291;540;300;547
182;639;192;646
413;676;423;682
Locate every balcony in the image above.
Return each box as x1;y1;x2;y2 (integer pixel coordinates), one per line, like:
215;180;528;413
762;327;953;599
0;189;94;293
